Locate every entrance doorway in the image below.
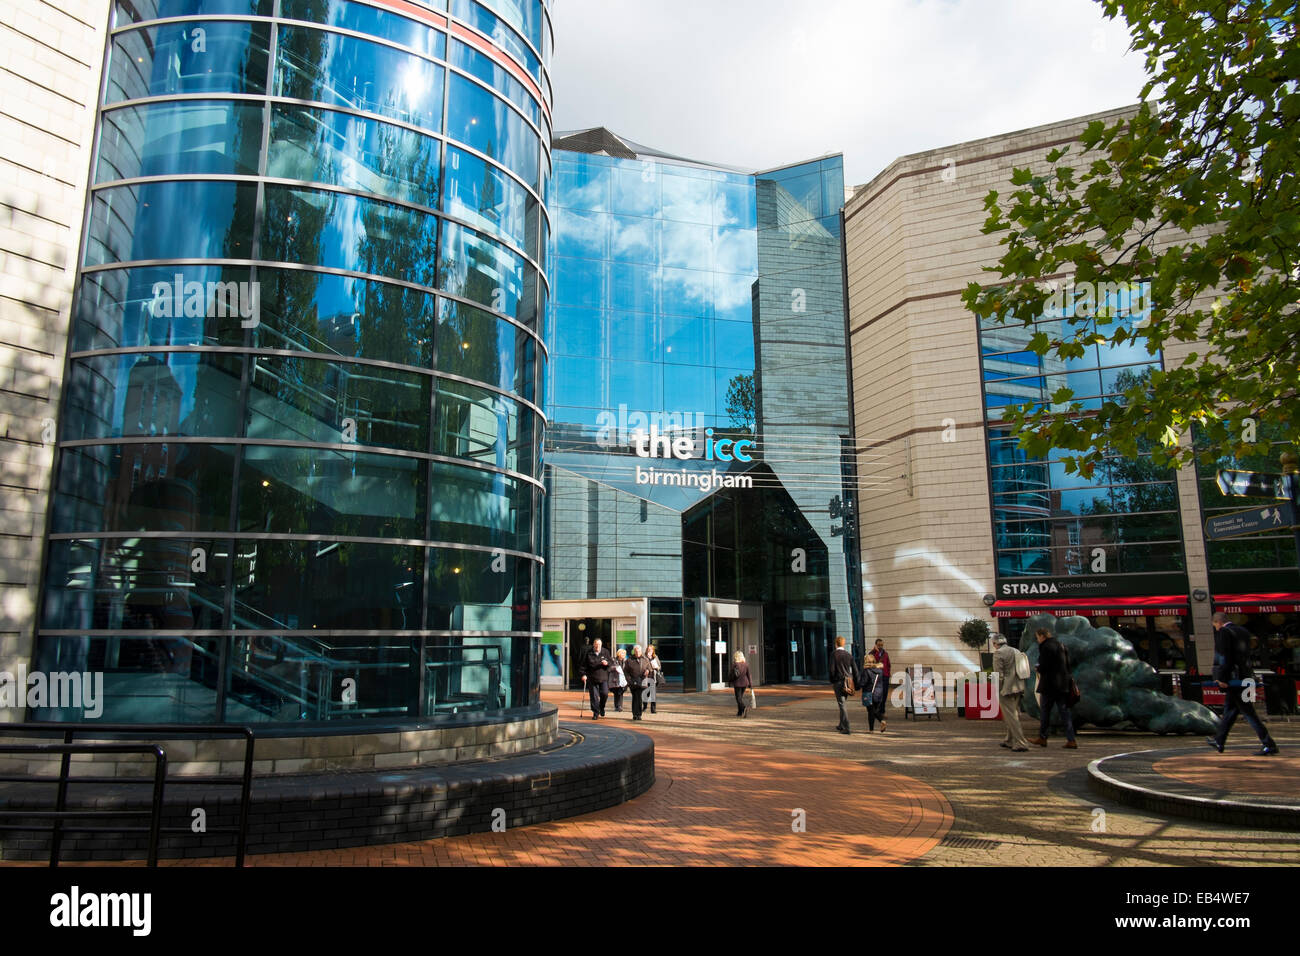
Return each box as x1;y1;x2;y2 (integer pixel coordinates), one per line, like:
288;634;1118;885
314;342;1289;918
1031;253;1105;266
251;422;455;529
784;622;831;682
709;620;732;688
568;618;612;689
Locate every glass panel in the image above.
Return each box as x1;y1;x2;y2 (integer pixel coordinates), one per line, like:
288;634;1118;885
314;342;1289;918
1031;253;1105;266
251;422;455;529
611;164;660;217
444;145;535;256
114;0;270;24
85;181;258;266
244;354;430;452
608;311;655;358
555;155;609;212
268;105;441;208
237;444;425;538
61;352;243;441
448;0;540;81
261;186;439;286
436;297;537;399
434;377;536;473
96;100;263;183
660;172;712;224
661;220;713;271
41;536;231;632
106;22;271;104
554;206;607;259
447;36;540;125
553;305;602;358
72;265;255;353
438;220;534;326
661;313;709;365
445;72;540;189
609;214;658;265
253;266;438;367
51;442;236;534
662;364;713;418
274;25;444;135
428;461;532;551
426;547;532;633
231;539;422;629
661;267;712;318
280;0;446;59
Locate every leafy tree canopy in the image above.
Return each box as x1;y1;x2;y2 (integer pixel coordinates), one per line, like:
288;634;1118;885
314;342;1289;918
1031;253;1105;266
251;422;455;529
963;1;1300;478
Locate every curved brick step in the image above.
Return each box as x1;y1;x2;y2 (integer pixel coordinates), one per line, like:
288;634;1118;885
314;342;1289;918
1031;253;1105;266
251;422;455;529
1087;748;1300;831
0;722;654;861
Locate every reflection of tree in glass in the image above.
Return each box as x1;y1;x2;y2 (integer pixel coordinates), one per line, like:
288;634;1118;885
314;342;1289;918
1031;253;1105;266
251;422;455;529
725;373;755;434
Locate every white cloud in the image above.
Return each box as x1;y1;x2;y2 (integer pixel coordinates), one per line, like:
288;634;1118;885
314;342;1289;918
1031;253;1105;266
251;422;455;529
550;0;1149;186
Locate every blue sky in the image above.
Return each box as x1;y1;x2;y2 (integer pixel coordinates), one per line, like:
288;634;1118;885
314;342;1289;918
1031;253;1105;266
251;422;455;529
549;0;1150;186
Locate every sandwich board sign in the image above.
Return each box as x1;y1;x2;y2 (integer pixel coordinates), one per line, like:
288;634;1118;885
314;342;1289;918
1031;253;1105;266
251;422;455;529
905;665;938;719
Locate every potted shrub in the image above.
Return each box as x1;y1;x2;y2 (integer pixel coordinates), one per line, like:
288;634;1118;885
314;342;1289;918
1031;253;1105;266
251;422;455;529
957;618;999;719
959;617;994;671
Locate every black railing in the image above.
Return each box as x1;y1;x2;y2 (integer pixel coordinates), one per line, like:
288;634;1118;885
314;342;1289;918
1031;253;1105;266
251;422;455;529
0;723;255;866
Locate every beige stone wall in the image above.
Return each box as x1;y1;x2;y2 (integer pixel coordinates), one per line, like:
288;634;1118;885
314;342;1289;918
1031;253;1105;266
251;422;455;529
845;107;1189;680
0;0;110;718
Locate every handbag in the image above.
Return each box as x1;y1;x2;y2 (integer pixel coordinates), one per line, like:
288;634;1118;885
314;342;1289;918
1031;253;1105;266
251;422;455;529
1062;645;1080;706
747;687;757;709
655;668;665;686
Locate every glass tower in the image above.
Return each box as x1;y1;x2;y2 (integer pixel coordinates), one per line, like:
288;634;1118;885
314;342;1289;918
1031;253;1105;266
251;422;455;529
545;130;861;687
35;0;553;724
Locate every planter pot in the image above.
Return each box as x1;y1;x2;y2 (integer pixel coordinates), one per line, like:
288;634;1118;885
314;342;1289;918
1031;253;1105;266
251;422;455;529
963;676;1001;720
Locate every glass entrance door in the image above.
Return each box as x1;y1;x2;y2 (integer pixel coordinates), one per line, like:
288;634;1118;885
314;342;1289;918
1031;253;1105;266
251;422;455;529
568;618;612;690
709;620;731;687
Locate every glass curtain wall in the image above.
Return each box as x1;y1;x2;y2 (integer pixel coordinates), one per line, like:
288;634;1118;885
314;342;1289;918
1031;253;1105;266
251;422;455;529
36;0;554;725
545;147;858;684
979;291;1186;580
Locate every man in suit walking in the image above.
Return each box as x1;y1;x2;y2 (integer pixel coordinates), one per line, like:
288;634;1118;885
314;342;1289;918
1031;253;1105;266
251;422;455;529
1029;626;1077;749
1208;612;1279;755
579;638;611;720
829;635;859;735
993;635;1030;751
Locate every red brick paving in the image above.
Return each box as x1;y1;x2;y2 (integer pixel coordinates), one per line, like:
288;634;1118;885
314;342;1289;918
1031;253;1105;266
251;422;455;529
229;729;951;866
1152;752;1300;798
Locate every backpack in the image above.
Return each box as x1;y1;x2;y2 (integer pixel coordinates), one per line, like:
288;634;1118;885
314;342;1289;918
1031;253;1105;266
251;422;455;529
1014;649;1031;680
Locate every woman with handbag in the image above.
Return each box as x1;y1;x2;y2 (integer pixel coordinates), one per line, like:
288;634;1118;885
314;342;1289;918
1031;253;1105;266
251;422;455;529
728;650;753;717
609;648;629;712
861;651;887;732
645;643;664;714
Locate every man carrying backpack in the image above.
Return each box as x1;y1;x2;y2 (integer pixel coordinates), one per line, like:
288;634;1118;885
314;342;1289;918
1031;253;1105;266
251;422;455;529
1207;613;1280;755
992;635;1030;751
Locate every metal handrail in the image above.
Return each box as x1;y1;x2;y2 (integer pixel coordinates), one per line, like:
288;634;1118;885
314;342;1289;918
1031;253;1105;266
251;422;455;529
0;723;255;866
0;741;166;866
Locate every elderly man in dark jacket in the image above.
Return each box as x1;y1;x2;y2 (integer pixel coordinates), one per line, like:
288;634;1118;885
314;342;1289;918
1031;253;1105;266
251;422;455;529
1029;626;1077;749
829;636;859;735
579;638;611;719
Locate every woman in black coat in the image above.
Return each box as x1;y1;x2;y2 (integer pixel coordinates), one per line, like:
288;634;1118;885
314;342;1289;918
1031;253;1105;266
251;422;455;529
729;651;752;717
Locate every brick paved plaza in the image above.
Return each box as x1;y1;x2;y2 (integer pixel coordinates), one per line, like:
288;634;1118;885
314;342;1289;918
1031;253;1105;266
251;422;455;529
16;685;1287;868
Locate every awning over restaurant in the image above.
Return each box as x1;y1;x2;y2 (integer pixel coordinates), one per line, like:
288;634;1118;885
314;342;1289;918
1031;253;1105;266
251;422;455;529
990;595;1190;619
1212;593;1300;614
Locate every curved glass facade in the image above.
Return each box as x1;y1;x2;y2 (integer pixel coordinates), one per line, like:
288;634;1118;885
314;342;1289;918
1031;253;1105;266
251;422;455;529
35;0;553;725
